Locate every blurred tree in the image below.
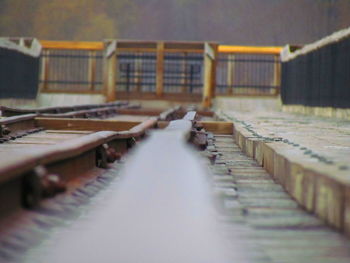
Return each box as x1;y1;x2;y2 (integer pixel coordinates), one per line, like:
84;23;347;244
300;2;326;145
0;0;39;37
0;0;137;40
0;0;349;44
75;14;116;40
105;0;139;37
32;0;115;40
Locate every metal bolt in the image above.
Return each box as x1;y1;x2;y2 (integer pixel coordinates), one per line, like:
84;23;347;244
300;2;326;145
103;144;122;163
41;173;66;197
1;125;11;136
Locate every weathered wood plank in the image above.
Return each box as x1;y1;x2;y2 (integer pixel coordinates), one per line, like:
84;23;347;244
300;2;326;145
202;43;215;108
157;121;233;134
198;121;233;134
105;41;117;102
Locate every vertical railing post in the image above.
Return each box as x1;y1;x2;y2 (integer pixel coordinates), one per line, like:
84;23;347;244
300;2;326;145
202;43;215;108
273;54;281;95
40;49;50;91
156;42;164;97
181;53;187;93
189;65;194;93
210;44;218;99
88;50;97;91
126;63;131;93
104;41;117;102
227;54;235;95
135;57;142;93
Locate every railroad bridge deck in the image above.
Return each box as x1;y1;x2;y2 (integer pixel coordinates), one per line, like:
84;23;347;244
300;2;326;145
0;105;348;263
0;27;350;262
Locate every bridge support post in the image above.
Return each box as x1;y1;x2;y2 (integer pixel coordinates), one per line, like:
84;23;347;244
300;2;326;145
156;42;164;97
40;49;50;91
210;44;218;99
104;41;117;102
88;50;97;91
273;54;281;95
227;54;235;95
202;43;216;108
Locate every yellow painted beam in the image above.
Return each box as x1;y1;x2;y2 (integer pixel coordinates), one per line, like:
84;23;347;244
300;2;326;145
40;40;104;50
218;45;283;55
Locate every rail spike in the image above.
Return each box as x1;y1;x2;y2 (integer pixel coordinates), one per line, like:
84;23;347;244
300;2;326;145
0;125;11;137
21;166;66;209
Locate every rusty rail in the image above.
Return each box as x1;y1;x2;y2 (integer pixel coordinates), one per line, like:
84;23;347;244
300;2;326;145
0;116;159;214
39;106;130;119
158;106;182;121
0;106;198;216
0;101;130;117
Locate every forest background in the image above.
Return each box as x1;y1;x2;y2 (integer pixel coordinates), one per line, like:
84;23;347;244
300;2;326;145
1;0;349;45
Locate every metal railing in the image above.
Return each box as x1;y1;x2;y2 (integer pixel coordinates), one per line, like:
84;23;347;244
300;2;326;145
216;46;281;96
38;40;282;106
163;52;203;94
40;47;104;93
116;52;203;94
117;52;156;93
105;41;214;103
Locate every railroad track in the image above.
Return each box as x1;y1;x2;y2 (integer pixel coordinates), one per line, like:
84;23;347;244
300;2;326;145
0;104;185;210
0;105;223;261
0;104;349;262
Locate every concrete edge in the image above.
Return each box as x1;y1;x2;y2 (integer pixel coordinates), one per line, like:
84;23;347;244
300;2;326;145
0;37;42;57
282;105;350;121
218;111;350;237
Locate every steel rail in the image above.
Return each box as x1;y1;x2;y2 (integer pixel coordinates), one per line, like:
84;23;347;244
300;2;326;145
0;123;153;179
39;106;129;119
0;106;186;218
0;101;130;117
0;107;136;140
0;108;209;220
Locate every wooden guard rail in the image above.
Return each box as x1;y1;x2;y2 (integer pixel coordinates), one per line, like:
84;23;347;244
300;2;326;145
39;40;282;106
216;45;283;96
40;41;104;51
218;45;282;55
102;41;218;107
